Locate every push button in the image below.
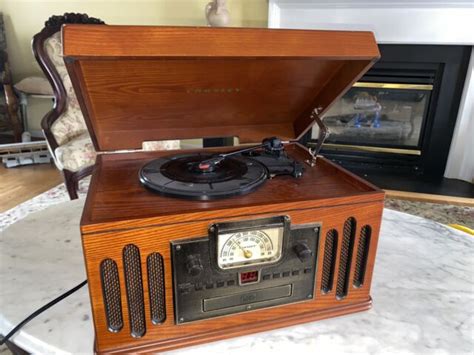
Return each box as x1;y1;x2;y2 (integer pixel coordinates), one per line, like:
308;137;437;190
282;271;290;277
273;272;281;279
205;282;214;289
262;274;271;280
292;270;300;276
216;281;225;288
179;283;192;294
227;280;235;286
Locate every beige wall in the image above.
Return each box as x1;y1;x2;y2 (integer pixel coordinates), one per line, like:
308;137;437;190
1;0;268;131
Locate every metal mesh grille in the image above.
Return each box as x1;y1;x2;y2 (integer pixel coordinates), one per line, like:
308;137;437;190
100;259;124;332
321;229;338;293
123;244;146;338
353;225;371;288
336;217;356;299
147;252;166;324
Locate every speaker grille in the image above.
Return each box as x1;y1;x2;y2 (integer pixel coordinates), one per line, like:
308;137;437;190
147;252;166;324
321;229;338;293
336;217;356;299
123;244;146;338
353;225;371;288
100;259;124;332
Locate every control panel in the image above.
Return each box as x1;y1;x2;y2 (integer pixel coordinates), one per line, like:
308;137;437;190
171;216;319;324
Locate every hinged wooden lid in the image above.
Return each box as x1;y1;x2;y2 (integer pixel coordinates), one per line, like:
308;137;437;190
63;25;379;152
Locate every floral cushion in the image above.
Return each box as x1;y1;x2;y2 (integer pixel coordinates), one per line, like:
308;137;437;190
53;135;182;172
54;132;96;172
142;140;181;151
44;32;88;146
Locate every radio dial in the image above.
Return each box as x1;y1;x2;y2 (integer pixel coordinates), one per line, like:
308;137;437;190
294;243;312;261
186;255;203;276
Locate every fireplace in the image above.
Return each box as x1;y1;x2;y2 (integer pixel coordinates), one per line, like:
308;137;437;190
268;0;474;195
322;81;432;155
302;44;471;188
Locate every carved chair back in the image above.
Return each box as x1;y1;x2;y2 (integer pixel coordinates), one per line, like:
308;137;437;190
32;13;105;154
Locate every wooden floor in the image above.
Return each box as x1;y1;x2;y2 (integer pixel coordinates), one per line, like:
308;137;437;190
385;189;474;207
0;163;62;213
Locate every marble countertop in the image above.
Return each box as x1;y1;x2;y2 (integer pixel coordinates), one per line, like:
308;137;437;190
0;200;472;354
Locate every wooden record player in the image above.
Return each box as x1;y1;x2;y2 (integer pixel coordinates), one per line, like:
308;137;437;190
63;25;383;353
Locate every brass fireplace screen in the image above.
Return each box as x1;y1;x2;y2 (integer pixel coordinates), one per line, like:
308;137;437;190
318;82;433;155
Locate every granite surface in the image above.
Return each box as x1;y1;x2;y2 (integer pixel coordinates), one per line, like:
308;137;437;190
385;198;474;229
0;200;472;354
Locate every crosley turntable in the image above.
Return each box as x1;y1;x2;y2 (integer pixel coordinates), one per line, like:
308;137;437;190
139;136;304;200
63;25;383;353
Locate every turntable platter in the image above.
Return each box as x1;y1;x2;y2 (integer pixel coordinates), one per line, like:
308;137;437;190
139;153;268;200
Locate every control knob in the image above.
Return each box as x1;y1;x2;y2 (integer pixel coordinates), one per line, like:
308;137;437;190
293;243;312;262
186;255;203;276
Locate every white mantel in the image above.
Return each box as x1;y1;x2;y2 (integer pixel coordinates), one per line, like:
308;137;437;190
269;0;474;183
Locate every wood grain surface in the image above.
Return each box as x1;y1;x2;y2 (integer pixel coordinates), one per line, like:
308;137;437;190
81;145;383;233
84;199;383;353
0;163;62;212
81;145;384;353
385;189;474;206
63;26;379;150
62;25;379;59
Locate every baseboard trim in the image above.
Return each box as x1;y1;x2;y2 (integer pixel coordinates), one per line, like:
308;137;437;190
385;189;474;206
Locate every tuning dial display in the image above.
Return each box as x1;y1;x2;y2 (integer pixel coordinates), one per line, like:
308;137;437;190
216;228;284;270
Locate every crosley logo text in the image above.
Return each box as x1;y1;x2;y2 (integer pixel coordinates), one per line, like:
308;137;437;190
186;88;241;94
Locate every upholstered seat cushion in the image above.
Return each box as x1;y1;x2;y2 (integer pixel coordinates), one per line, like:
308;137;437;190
54;132;96;172
14;76;54;95
142;140;181;151
53;135;182;172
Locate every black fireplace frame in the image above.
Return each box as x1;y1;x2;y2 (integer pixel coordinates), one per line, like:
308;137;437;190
302;44;471;179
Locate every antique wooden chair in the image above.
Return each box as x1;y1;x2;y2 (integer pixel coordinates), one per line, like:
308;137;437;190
32;13;105;199
33;13;180;199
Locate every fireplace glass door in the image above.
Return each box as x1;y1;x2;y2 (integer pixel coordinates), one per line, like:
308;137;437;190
320;82;432;154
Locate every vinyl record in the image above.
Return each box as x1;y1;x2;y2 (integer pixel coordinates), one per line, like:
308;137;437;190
139;153;268;200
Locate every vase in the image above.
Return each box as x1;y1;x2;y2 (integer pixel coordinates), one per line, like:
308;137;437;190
205;0;230;27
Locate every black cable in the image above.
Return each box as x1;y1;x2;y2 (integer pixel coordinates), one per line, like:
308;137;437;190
0;280;87;346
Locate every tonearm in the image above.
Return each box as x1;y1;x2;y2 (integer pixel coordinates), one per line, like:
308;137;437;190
195;137;285;172
303;107;330;167
197;106;329;172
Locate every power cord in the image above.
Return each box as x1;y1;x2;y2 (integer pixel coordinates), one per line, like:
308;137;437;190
0;280;88;346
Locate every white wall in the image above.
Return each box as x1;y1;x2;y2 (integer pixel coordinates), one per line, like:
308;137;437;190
445;47;474;183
